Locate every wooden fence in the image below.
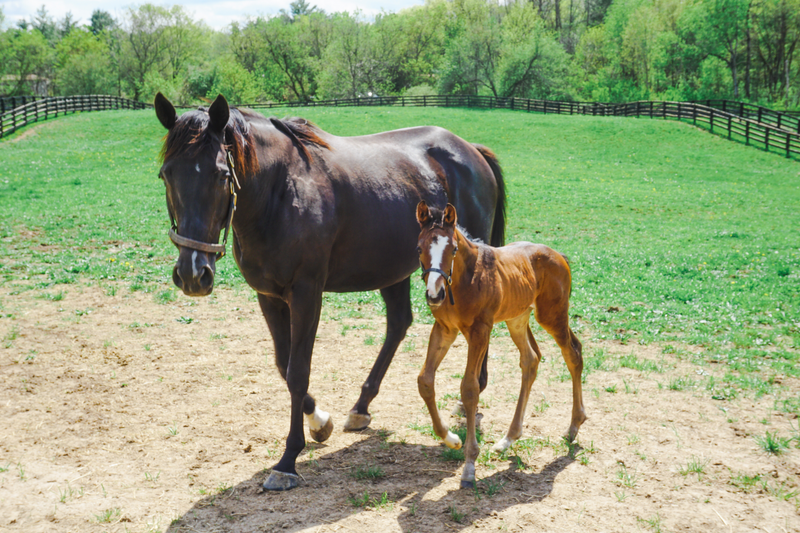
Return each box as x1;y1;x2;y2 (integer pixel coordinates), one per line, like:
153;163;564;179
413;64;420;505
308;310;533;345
239;95;800;159
3;93;799;159
0;95;150;139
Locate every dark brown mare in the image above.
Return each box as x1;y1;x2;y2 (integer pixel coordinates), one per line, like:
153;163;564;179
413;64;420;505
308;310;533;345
153;93;506;490
415;202;586;489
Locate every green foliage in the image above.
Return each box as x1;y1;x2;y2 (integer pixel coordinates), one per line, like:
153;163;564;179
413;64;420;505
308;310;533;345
53;28;115;95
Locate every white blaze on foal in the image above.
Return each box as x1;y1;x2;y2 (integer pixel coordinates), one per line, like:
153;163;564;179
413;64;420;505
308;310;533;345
426;235;450;299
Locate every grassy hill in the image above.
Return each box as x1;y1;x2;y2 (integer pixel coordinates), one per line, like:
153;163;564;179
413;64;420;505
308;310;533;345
1;106;798;398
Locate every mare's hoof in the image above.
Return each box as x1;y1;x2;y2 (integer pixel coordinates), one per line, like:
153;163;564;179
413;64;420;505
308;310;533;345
460;479;476;490
310;415;334;443
343;411;371;432
263;470;300;491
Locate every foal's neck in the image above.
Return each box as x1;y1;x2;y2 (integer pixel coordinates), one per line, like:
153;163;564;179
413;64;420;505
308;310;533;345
451;229;479;286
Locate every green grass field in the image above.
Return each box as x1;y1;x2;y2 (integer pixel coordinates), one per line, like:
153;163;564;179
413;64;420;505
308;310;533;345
1;106;798;399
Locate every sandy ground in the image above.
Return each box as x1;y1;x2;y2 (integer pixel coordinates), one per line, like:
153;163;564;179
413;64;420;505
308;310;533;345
1;282;798;533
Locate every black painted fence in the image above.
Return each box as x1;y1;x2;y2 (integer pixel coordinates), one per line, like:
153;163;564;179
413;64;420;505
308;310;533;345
3;93;799;159
0;95;149;139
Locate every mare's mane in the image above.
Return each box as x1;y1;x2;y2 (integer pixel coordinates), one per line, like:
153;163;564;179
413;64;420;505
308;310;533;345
160;108;329;180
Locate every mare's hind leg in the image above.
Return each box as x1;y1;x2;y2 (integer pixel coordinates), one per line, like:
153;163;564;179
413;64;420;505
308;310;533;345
492;312;542;453
346;277;413;431
258;294;332;443
418;321;460;448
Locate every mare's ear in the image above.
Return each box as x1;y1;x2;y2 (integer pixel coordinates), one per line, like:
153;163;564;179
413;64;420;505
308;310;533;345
154;92;176;130
208;94;230;133
443;204;457;227
416;201;431;227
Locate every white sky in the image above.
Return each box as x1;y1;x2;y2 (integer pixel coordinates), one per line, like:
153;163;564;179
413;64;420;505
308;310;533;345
1;0;426;30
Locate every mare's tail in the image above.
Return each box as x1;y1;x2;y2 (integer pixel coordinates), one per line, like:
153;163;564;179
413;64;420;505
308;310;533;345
473;144;506;247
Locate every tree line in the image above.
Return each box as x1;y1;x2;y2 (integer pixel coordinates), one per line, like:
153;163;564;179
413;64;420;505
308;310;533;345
1;0;798;109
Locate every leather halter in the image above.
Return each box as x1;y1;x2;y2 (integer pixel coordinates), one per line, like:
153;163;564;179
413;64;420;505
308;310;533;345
168;151;240;261
420;243;458;306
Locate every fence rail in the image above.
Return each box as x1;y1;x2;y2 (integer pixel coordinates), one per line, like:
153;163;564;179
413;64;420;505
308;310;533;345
3;94;799;158
238;95;800;159
0;95;150;139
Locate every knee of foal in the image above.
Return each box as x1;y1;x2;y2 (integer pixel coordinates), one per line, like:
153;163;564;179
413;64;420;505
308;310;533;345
417;373;435;400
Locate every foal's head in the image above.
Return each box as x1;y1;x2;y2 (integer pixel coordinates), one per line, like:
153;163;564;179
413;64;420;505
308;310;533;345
416;202;458;309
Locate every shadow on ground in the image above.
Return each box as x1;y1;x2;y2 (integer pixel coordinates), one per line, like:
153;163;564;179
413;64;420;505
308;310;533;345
167;430;575;532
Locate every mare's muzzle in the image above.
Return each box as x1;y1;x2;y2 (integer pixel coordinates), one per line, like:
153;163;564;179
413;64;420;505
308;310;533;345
173;248;216;296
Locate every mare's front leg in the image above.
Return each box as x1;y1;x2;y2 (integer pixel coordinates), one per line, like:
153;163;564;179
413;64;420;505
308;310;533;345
346;277;413;431
263;281;324;491
418;321;460;448
258;294;332;444
460;323;492;489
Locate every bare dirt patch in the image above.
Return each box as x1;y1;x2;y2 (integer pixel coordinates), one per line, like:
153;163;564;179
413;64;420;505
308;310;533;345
1;283;798;532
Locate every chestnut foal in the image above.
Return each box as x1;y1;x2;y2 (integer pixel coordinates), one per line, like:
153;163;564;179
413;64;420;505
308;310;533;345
415;202;586;489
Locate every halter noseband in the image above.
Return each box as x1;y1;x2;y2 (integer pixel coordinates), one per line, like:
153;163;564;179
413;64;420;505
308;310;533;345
420;243;458;306
168;151;240;260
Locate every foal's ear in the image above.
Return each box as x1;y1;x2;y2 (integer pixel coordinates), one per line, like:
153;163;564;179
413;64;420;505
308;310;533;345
443;204;457;227
208;94;230;133
416;201;431;227
154;92;176;130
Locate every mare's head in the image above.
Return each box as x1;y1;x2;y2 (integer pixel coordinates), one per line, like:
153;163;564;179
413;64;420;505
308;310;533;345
154;92;258;296
416;201;458;310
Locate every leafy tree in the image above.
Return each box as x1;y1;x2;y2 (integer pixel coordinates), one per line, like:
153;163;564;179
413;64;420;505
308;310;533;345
53;28;115;95
31;5;57;44
7;29;51;95
91;10;117;35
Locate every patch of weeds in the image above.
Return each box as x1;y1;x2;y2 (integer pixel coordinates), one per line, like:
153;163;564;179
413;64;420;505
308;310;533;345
166;422;179;437
532;397;550;413
93;507;122;524
668;376;695;391
58;482;85;503
637;513;664;533
441;446;465;462
176;316;193;324
627;434;641;445
622;378;638;394
38;291;64;301
364;335;376;346
155;289;176;304
350;464;385;481
620;354;664;374
448;504;466;523
615;464;637;488
479;477;506;496
403;340;416;352
605;384;618;393
678;456;708;476
755;431;791;455
210;332;227;340
17;463;25;481
614;490;628;502
349;491;393;510
3;325;19;348
0;463;10;473
407;420;436;439
144;471;160;483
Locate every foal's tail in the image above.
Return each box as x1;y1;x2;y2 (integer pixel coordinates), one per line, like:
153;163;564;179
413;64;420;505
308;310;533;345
473;144;506;247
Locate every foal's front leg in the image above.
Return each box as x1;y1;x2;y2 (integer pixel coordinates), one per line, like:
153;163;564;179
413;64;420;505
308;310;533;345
460;323;491;489
418;321;460;448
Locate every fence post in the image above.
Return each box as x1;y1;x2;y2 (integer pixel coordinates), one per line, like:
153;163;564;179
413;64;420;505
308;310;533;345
758;107;762;123
745;121;750;145
423;95;427;107
728;117;732;139
786;133;791;158
777;114;782;130
650;101;653;118
710;109;714;133
764;128;769;151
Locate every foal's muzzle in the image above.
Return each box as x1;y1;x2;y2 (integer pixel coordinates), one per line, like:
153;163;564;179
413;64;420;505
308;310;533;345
426;287;446;309
173;249;216;296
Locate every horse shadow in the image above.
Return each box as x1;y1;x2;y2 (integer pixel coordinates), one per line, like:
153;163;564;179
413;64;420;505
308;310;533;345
167;429;576;532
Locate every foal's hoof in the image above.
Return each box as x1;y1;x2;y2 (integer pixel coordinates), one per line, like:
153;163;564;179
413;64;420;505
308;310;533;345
263;470;300;491
460;479;476;490
451;400;466;417
343;410;371;432
491;436;514;453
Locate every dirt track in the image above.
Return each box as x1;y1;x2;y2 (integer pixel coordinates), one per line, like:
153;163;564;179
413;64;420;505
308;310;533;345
1;282;798;532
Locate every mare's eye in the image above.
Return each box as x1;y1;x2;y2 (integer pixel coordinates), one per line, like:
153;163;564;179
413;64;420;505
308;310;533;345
416;246;422;255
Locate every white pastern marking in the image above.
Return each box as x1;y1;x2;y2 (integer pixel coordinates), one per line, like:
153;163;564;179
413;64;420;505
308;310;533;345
492;436;514;452
191;250;199;278
444;431;462;449
305;408;330;431
426;235;449;298
195;163;201;173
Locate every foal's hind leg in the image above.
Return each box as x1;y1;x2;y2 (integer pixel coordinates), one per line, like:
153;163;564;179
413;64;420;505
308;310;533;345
346;277;413;431
492;312;542;453
259;294;332;443
539;320;586;442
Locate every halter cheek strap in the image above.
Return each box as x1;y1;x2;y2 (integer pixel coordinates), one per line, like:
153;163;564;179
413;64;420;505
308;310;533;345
168;151;239;261
420;245;458;306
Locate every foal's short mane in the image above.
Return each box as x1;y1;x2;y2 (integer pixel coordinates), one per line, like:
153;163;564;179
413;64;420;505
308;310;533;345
160;106;260;179
423;207;483;244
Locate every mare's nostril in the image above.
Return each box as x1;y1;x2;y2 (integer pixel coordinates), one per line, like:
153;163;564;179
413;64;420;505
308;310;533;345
199;265;214;289
172;265;184;289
